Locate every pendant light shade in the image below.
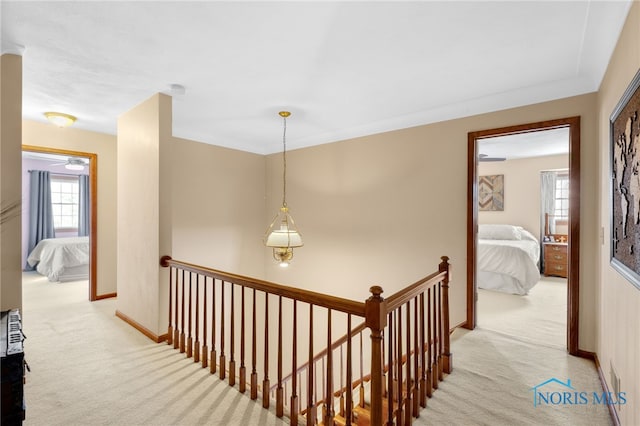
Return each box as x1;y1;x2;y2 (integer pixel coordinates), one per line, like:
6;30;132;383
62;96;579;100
264;111;303;267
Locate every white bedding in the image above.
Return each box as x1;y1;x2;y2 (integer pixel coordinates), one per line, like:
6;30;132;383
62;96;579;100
27;237;89;282
478;238;541;295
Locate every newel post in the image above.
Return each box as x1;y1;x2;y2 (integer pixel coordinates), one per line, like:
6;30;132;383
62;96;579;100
365;286;387;426
160;256;173;345
439;256;453;373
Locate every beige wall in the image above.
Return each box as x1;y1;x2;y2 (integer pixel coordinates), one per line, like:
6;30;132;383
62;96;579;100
0;54;23;311
265;93;598;343
116;93;172;335
22;121;118;297
170;137;266;278
597;2;640;424
479;154;569;237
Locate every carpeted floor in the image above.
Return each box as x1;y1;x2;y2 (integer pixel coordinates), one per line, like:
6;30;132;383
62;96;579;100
21;272;611;425
477;277;567;348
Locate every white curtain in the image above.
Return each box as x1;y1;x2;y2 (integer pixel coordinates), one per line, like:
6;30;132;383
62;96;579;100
540;171;557;236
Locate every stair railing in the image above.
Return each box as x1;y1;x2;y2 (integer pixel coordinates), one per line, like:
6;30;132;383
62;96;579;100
160;255;451;426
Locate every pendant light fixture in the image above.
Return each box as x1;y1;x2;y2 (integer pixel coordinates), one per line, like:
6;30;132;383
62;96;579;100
264;111;303;267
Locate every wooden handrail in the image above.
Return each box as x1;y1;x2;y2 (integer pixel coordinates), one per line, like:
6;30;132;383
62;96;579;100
385;256;449;312
161;256;366;316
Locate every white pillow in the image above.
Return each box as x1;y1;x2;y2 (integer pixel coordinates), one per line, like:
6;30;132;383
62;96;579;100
478;224;522;240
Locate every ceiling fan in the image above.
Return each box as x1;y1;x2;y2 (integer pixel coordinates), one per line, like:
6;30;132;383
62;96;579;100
51;157;88;171
478;153;506;162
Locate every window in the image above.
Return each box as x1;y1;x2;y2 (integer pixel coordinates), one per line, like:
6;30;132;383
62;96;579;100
554;174;569;219
50;175;79;232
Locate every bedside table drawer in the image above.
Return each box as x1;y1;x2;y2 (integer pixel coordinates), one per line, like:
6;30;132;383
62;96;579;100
545;261;568;278
545;251;568;263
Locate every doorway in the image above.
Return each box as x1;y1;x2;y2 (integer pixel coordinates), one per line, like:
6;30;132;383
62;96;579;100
466;117;580;355
22;145;98;301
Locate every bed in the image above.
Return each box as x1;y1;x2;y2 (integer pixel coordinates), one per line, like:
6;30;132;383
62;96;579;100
27;236;89;282
477;224;541;295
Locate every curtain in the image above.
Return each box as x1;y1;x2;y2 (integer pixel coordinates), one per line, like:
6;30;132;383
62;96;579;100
26;170;55;270
540;171;557;236
78;174;90;237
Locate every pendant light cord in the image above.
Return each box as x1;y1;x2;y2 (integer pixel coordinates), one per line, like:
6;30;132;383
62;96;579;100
282;115;288;208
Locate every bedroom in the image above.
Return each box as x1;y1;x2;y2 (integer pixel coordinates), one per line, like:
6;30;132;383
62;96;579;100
21;150;92;286
475;128;569;349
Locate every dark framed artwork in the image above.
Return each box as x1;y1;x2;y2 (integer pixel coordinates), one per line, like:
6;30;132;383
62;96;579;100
610;68;640;290
478;174;504;211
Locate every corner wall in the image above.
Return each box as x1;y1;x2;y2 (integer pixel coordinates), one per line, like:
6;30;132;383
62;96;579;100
170;137;266;279
597;1;640;424
116;93;172;336
0;54;23;311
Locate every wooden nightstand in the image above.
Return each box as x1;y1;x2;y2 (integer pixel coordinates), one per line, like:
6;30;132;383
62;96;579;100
543;242;568;278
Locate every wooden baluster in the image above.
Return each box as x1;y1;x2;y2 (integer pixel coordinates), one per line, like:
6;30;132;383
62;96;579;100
277;296;284;417
306;305;316;426
339;344;344;418
419;293;426;406
431;286;438;391
321;356;326;422
239;286;246;393
220;281;226;380
202;276;208;369
387;311;394;426
440;256;452;374
210;279;217;374
229;284;236;386
251;288;258;400
180;270;186;353
173;268;180;349
437;283;443;382
187;272;193;358
405;301;412;425
290;300;298;426
168;266;173;345
323;309;334;426
396;305;404;426
263;293;270;409
194;274;200;363
345;314;353;426
426;288;433;396
359;331;365;408
412;297;420;417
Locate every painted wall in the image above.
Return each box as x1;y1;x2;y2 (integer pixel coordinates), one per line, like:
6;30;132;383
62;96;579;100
597;2;640;424
478;154;569;238
21;157;88;267
264;92;599;351
22;121;117;297
170;137;266;278
116;93;172;336
0;54;23;311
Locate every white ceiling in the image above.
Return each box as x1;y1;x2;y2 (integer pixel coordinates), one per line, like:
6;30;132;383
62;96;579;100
478;127;570;160
1;1;632;155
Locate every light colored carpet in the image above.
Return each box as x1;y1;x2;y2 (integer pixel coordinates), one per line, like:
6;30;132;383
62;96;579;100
22;272;610;425
477;277;567;349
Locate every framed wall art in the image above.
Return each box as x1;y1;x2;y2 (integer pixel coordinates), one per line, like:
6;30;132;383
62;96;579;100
610;68;640;290
478;174;504;211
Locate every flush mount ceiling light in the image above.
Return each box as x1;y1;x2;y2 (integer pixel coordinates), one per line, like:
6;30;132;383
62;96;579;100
44;111;77;127
264;111;303;268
